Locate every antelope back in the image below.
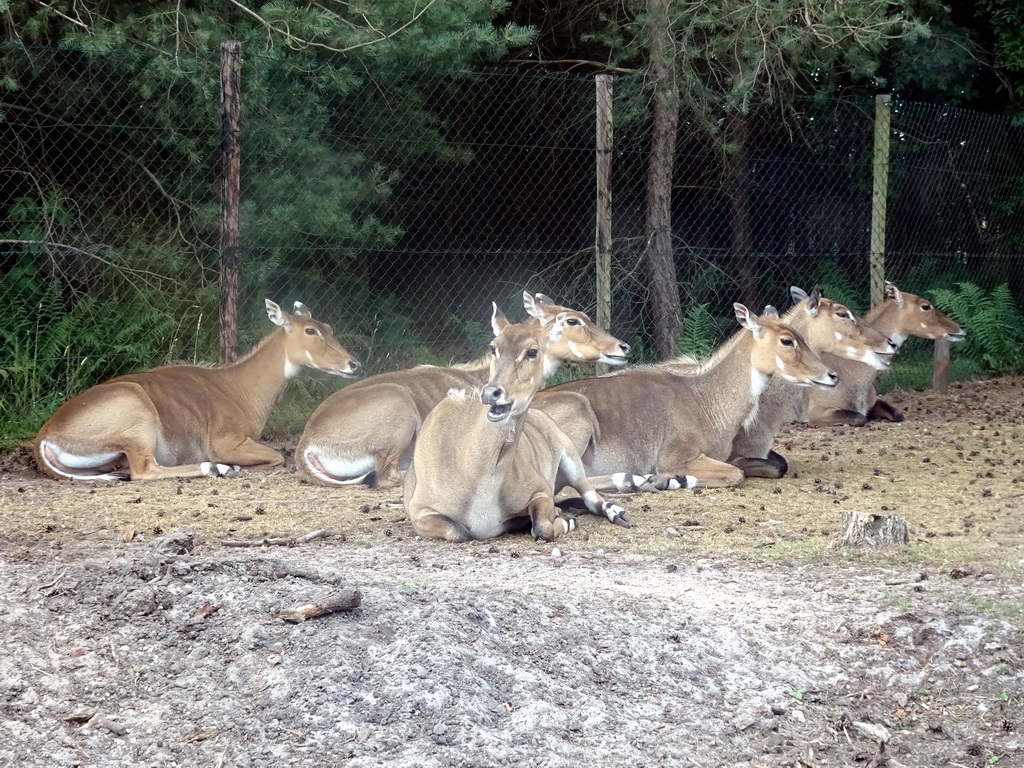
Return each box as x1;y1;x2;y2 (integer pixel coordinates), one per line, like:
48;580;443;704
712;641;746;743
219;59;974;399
788;286;896;371
266;300;362;378
737;304;837;389
523;291;630;372
481;305;566;424
866;282;966;345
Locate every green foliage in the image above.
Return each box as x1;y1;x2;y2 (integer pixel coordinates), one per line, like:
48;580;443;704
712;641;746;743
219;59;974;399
677;303;719;360
931;282;1024;373
0;275;184;448
807;262;868;315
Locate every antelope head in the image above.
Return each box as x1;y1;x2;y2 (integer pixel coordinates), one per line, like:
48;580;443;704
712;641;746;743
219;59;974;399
266;299;362;379
523;291;630;373
481;303;565;424
737;303;838;390
884;282;966;345
790;285;897;371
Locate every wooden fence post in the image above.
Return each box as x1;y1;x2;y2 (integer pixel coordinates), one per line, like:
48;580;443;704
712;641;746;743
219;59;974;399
869;93;891;310
933;338;950;394
219;40;242;365
595;73;613;375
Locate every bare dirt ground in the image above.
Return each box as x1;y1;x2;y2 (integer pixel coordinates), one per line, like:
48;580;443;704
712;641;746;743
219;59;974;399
1;376;1022;767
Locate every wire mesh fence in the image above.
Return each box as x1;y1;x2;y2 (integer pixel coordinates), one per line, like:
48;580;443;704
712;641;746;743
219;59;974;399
3;45;1024;445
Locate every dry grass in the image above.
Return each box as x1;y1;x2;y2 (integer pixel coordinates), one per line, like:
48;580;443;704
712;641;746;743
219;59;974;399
3;376;1023;575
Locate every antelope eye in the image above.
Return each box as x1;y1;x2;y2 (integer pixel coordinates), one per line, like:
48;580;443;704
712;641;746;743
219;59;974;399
780;337;795;347
525;348;539;359
836;311;850;319
921;303;932;311
489;345;497;356
304;327;318;336
566;318;580;326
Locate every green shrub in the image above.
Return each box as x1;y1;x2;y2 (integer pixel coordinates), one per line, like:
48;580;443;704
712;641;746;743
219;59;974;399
931;282;1024;374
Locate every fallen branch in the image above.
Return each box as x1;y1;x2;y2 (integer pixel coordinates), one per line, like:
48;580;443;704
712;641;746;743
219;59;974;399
271;588;362;623
221;530;329;548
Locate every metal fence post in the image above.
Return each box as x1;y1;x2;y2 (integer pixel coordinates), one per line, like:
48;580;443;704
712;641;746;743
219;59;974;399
869;93;891;310
219;40;242;365
595;73;613;375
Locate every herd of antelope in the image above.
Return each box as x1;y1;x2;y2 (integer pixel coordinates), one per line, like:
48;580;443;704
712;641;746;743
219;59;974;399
32;284;965;543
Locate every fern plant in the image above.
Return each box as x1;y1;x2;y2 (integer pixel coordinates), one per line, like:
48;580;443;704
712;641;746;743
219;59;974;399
677;303;720;360
931;282;1024;374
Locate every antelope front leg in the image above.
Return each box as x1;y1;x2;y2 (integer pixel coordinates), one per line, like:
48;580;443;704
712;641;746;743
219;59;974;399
808;408;869;427
526;494;577;542
210;436;285;472
867;397;904;423
731;450;789;480
408;510;473;542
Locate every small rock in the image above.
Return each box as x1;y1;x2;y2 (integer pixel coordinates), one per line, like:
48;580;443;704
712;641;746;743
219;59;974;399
551;547;561;558
665;527;680;537
853;721;890;743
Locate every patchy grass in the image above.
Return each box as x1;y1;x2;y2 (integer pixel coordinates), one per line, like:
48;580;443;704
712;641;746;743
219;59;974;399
3;376;1024;578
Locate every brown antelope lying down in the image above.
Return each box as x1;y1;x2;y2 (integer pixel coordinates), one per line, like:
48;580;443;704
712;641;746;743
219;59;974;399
728;285;898;479
296;291;630;489
34;300;361;481
533;304;839;490
404;307;629;542
804;282;966;427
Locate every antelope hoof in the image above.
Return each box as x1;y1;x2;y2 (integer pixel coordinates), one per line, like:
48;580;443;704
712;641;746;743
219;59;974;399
610;473;660;493
200;462;240;478
653;474;697;491
603;502;633;528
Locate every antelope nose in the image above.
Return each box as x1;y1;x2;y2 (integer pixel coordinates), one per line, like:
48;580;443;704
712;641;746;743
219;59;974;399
481;385;503;405
348;360;362;374
619;342;631;355
886;337;898;353
827;371;839;386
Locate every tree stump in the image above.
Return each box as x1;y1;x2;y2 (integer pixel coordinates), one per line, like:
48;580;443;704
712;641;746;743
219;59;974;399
837;510;909;549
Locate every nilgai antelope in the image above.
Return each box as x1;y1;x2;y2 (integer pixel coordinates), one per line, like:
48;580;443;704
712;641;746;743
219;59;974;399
728;286;898;479
403;306;629;542
296;291;630;489
533;304;839;490
34;300;361;481
804;282;966;427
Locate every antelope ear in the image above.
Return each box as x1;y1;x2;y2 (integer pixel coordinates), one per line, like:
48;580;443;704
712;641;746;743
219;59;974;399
761;304;780;318
523;291;544;321
547;311;567;344
885;281;904;308
805;285;822;317
491;303;510;337
734;303;762;337
790;285;809;305
292;301;312;318
266;299;287;327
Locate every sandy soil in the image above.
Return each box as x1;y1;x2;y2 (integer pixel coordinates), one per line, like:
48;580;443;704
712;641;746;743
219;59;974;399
1;376;1022;767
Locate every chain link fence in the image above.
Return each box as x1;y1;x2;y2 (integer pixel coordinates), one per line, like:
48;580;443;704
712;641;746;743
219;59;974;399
3;46;1023;445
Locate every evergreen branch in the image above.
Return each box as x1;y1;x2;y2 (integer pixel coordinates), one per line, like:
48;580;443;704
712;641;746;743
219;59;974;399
29;0;90;31
505;58;639;75
0;101;191;221
224;0;440;56
0;239;185;294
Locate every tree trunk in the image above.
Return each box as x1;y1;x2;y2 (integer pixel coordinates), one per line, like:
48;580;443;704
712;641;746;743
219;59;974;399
726;110;759;311
644;0;682;360
836;510;909;549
